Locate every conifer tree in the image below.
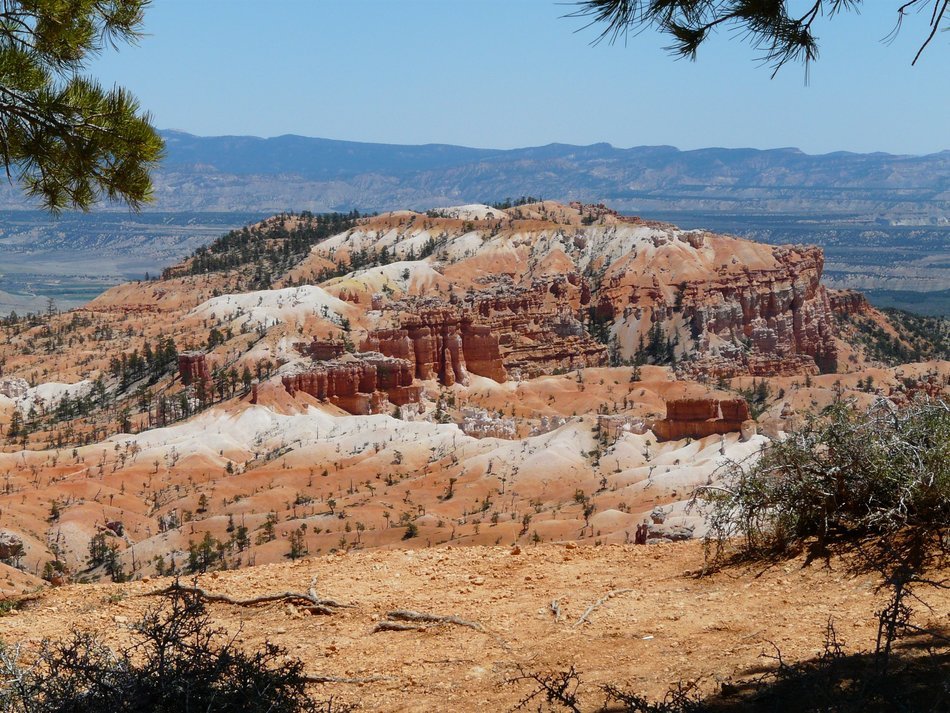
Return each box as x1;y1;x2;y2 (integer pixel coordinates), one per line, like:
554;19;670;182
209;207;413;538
572;1;947;70
0;1;162;211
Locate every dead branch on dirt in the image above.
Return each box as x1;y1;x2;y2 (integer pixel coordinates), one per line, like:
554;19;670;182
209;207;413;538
550;598;562;622
573;588;635;627
306;576;350;609
143;580;350;615
371;620;428;633
372;608;483;633
301;674;391;684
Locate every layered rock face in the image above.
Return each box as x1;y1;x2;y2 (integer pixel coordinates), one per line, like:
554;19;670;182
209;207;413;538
467;276;607;378
664;246;840;378
828;289;871;317
460;323;508;382
307;338;347;361
693;248;837;373
364;275;607;384
281;353;420;415
651;398;751;441
315;204;872;381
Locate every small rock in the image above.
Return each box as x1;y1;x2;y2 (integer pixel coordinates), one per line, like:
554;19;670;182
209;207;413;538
564;542;577;550
740;419;757;442
114;615;128;624
510;545;521;555
104;521;124;536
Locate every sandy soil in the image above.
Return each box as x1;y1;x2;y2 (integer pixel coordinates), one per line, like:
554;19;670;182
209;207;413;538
2;541;945;712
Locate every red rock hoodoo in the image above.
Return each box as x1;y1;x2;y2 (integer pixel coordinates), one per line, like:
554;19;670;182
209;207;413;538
362;308;471;385
281;353;421;416
178;352;211;386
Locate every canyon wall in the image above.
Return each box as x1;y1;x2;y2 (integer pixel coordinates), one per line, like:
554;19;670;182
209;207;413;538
361;240;840;384
613;244;844;379
682;246;838;376
827;289;871;317
467;276;607;378
327;210;877;386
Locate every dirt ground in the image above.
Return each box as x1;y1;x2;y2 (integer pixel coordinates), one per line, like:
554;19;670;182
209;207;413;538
2;540;946;712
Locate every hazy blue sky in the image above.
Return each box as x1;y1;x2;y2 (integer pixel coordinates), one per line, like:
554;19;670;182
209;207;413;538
89;0;948;154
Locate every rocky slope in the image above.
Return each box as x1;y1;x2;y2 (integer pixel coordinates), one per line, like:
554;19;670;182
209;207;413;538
290;202;857;381
0;203;945;593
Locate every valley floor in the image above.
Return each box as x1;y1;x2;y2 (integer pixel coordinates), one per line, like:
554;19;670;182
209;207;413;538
2;541;946;712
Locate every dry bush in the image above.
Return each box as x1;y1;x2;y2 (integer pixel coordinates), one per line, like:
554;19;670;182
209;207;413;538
0;585;354;713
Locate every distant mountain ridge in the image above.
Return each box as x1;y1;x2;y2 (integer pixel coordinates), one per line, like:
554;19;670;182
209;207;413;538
158;130;501;179
0;130;946;218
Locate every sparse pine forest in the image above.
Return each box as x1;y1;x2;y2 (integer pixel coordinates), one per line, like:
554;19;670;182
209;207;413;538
841;309;949;365
165;211;363;287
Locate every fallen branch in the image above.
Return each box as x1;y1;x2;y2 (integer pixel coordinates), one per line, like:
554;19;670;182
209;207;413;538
371;620;428;633
372;609;483;633
550;598;562;623
574;588;635;627
144;581;350;615
388;609;483;631
306;583;349;609
301;674;391;684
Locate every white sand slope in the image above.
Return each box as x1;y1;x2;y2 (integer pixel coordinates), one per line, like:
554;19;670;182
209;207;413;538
430;204;508;221
96;401;767;541
16;380;92;414
324;261;451;298
190;285;354;328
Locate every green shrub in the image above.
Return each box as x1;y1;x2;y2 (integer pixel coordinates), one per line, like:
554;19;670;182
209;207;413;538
700;398;950;560
402;522;419;540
